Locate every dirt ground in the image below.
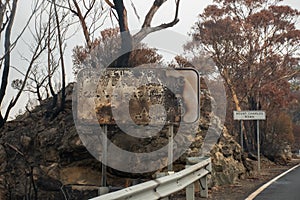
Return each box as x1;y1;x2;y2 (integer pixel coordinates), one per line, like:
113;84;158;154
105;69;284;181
170;158;300;200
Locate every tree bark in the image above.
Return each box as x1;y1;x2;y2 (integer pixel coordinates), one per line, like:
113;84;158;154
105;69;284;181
0;0;9;40
222;67;250;151
113;0;132;67
47;4;56;100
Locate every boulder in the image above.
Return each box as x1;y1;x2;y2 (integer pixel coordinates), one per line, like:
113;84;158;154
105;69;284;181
210;127;246;186
263;142;293;165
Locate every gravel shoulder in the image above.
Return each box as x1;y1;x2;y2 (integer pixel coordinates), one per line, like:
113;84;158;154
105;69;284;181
171;158;300;200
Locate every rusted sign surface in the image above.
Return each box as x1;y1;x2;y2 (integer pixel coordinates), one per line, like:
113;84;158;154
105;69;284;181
76;68;199;125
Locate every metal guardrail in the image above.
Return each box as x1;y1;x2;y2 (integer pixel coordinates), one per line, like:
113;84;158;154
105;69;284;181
90;157;211;200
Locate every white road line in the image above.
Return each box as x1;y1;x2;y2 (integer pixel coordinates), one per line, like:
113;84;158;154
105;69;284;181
245;163;300;200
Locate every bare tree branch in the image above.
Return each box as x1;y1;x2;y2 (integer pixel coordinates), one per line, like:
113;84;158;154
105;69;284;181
0;0;9;39
133;0;180;43
4;21;48;122
71;0;92;48
0;1;41;65
130;0;140;21
142;0;167;28
53;0;66;111
83;0;96;20
104;0;114;8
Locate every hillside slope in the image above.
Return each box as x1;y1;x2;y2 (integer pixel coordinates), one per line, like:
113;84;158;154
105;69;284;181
0;83;250;199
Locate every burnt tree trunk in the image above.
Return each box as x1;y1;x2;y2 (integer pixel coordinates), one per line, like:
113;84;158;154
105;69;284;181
113;0;132;67
0;0;18;127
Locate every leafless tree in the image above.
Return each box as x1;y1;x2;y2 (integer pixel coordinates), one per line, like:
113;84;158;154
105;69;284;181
105;0;181;67
12;1;71;116
60;0;108;49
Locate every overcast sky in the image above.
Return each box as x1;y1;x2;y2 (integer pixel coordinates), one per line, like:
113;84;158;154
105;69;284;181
3;0;300;118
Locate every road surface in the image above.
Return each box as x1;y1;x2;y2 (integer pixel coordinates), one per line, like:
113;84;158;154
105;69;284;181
254;165;300;200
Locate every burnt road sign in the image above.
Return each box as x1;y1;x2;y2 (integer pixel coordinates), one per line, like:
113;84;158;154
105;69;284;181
76;68;200;125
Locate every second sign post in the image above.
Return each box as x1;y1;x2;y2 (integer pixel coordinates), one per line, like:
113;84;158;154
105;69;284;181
233;110;266;173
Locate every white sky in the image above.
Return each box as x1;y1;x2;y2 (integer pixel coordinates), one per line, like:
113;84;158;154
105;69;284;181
2;0;300;119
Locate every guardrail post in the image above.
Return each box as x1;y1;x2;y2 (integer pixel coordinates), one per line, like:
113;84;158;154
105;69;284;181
199;175;208;198
186;157;211;199
200;161;211;198
186;176;195;200
185;158;195;200
98;187;109;196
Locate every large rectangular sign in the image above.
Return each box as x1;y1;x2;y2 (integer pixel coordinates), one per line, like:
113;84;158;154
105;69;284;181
76;68;200;125
233;111;266;120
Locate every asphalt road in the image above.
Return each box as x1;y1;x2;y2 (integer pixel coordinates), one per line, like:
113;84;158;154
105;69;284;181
254;165;300;200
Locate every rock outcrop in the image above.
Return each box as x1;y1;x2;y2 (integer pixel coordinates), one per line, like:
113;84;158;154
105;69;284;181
0;83;250;199
263;142;292;165
210;127;247;186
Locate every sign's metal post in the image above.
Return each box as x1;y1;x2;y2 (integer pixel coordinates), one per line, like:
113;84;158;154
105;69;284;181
168;124;174;172
101;125;108;187
240;121;243;151
257;120;260;173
